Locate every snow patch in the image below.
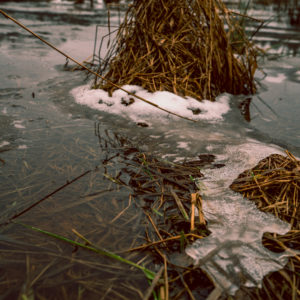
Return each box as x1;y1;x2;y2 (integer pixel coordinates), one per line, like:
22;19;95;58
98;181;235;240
13;120;25;129
71;84;231;124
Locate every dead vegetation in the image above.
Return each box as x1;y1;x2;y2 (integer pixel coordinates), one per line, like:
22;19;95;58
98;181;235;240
94;0;260;101
230;150;300;300
96;126;217;298
230;151;300;229
1;123;299;299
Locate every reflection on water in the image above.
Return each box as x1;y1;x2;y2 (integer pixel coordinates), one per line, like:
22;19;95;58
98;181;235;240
224;0;300;56
0;0;299;298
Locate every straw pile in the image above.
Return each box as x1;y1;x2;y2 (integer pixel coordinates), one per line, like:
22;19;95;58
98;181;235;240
95;0;259;101
230;151;300;299
230;151;300;229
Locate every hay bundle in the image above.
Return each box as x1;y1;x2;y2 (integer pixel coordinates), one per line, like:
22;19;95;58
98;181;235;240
95;0;259;101
230;151;300;229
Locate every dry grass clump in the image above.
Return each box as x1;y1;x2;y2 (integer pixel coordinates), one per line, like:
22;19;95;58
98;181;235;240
95;0;259;101
230;150;300;300
230;151;300;229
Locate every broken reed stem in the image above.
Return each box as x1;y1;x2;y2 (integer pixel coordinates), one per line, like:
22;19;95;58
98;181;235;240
128;233;204;252
267;235;300;263
190;193;197;233
110;194;132;223
226;9;264;23
286;150;299;163
197;193;206;226
179;274;196;300
206;285;223;300
92;132;212;297
170;188;189;221
253;174;271;205
163;254;169;300
72;228;92;245
143;266;164;300
146;212;168;248
0;169;92;227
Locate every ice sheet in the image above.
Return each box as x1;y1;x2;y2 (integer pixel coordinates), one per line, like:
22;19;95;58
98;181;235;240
265;73;286;83
186;140;292;295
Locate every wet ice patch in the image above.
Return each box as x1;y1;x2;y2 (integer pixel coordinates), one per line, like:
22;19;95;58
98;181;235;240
186;193;290;295
71;84;230;124
13;120;25;129
0;141;10;148
177;141;190;150
265;73;286;83
186;140;292;295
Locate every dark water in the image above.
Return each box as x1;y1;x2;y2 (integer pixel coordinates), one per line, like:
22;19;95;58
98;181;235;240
0;1;299;299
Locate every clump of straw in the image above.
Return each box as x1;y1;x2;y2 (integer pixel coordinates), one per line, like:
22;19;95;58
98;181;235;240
95;0;259;101
230;150;300;229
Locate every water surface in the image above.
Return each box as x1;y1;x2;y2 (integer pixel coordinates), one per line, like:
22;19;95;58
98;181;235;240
0;1;299;298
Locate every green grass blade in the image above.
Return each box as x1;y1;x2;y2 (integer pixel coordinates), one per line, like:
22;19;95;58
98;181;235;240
14;221;155;279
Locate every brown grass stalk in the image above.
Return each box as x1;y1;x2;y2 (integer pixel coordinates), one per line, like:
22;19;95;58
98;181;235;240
95;0;260;101
128;233;204;252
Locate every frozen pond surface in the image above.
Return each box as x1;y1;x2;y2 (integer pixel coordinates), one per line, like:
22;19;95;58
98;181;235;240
0;0;299;298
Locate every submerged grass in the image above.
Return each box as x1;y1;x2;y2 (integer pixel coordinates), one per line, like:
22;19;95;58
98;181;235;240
3;122;299;299
14;221;156;280
0;125;217;299
0;125;153;299
93;127;220;298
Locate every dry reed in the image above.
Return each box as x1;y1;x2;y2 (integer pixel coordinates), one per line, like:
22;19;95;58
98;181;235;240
95;127;216;298
230;151;300;229
94;0;260;101
230;150;300;300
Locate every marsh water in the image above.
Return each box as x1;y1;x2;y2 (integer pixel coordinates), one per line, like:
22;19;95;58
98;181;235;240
0;0;299;299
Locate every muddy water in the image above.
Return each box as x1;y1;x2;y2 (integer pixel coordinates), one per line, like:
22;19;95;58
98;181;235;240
0;1;299;299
